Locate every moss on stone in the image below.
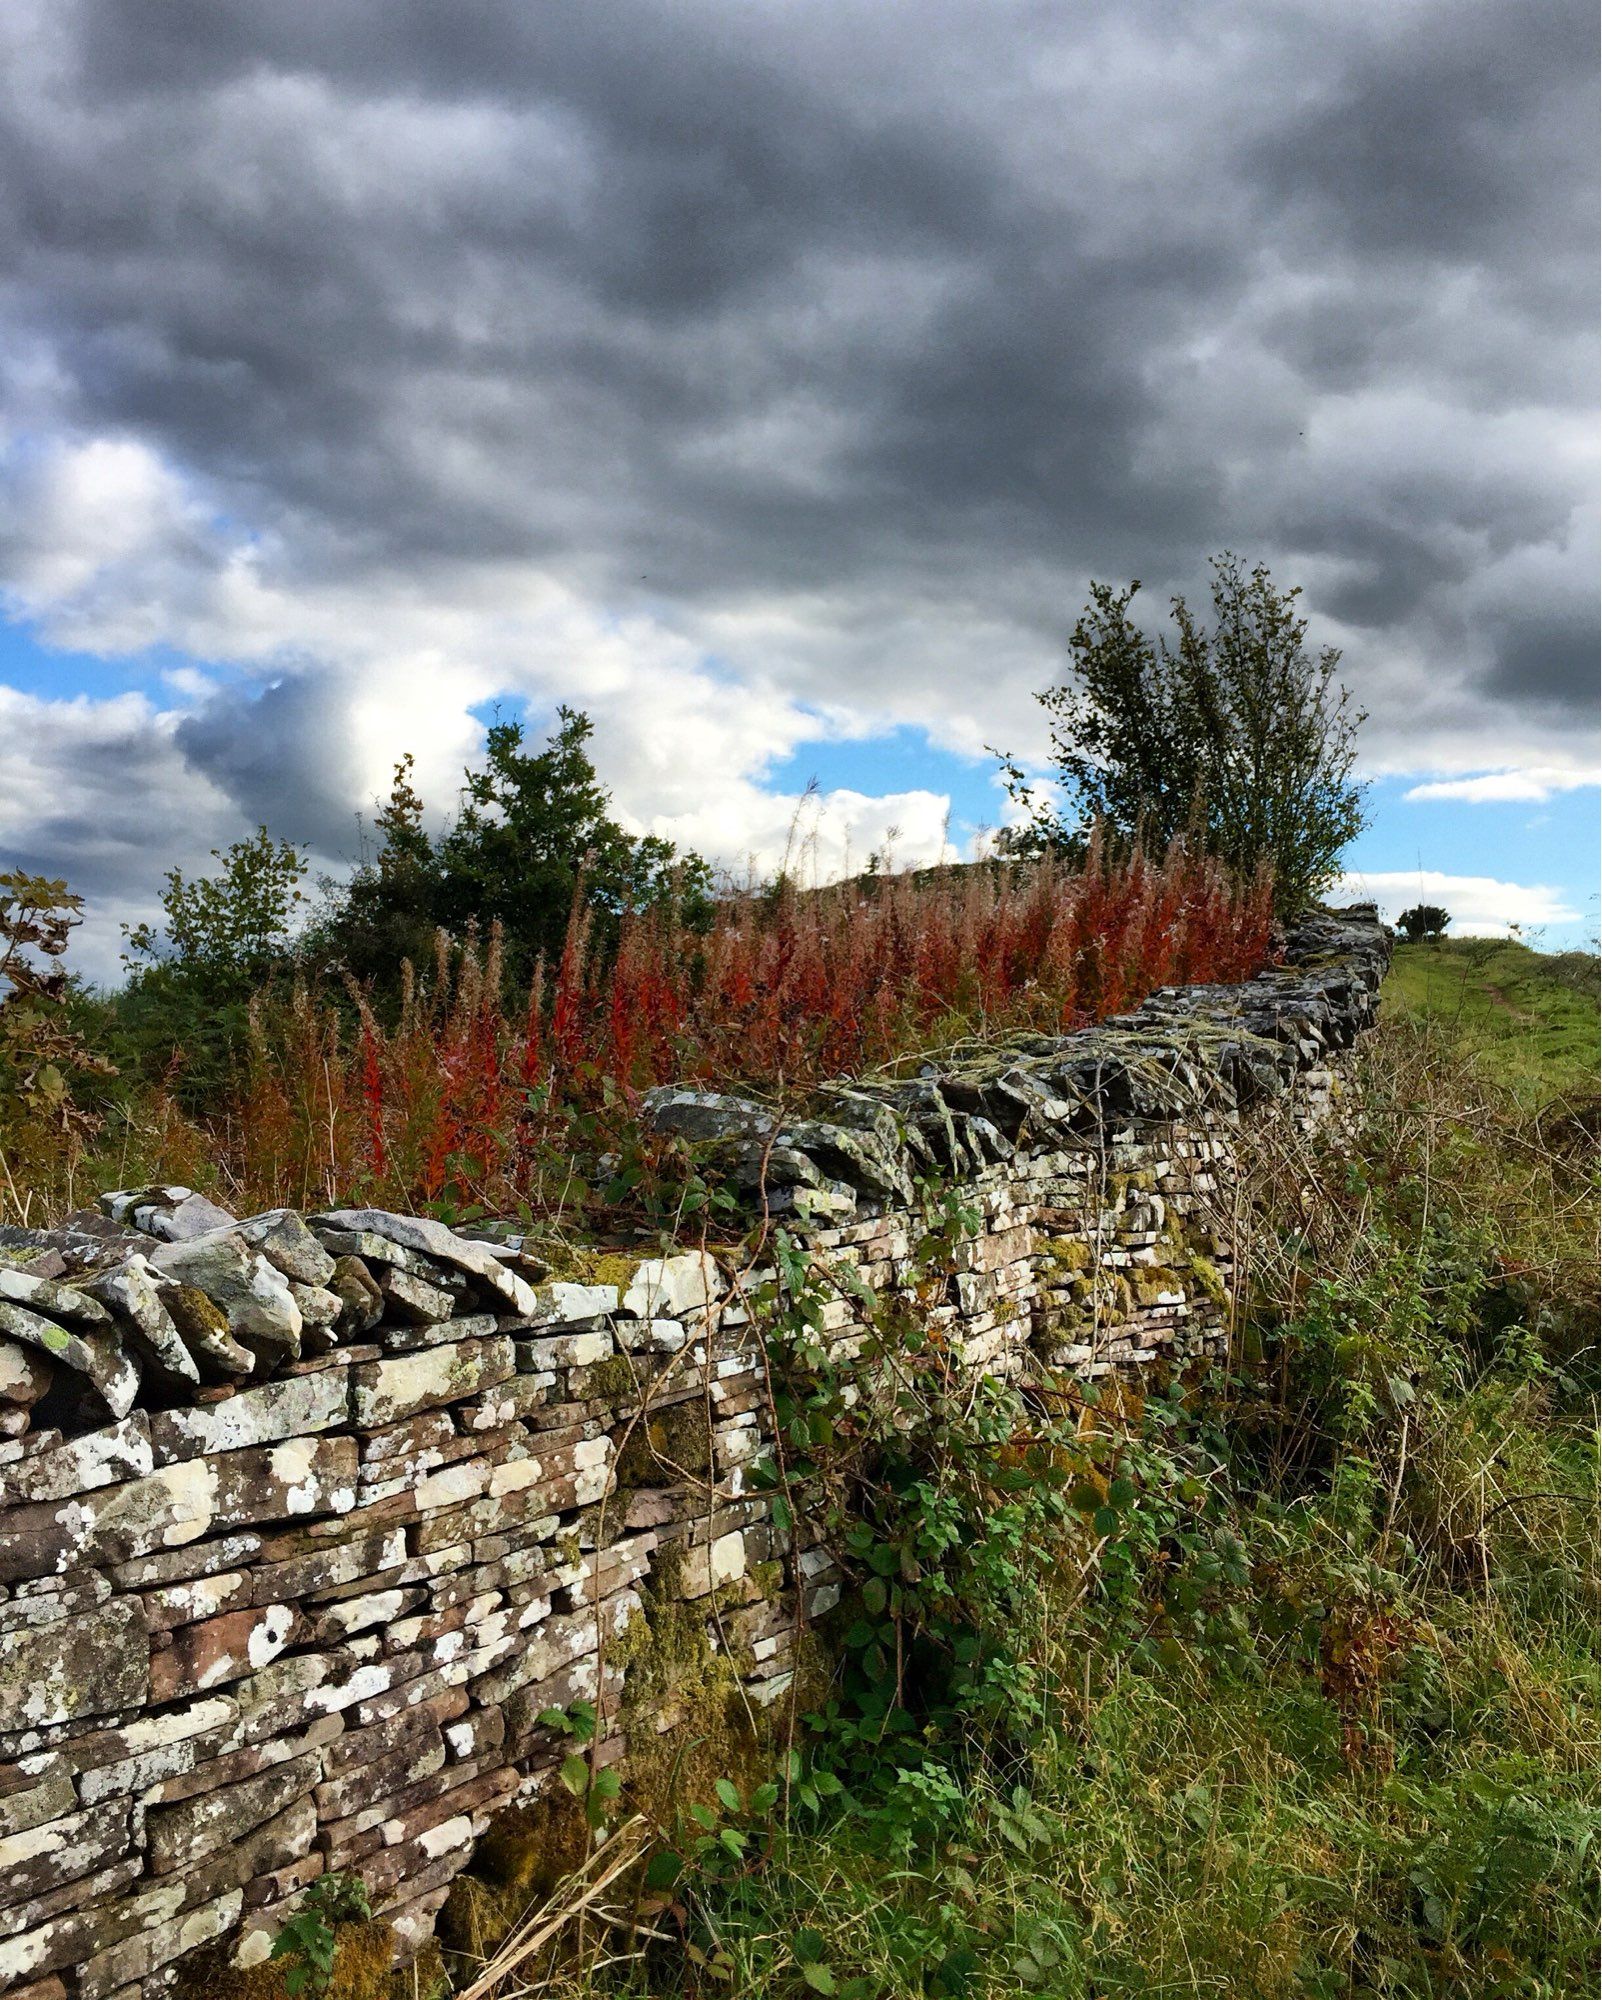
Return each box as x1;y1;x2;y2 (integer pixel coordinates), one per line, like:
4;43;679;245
175;1921;394;2000
615;1396;713;1489
1187;1251;1230;1314
436;1781;593;1973
1039;1237;1093;1273
749;1559;785;1601
614;1541;764;1828
1131;1264;1187;1306
583;1354;640;1402
527;1243;642;1289
388;1938;450;2000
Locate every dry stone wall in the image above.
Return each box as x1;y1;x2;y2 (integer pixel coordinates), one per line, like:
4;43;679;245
0;907;1388;1998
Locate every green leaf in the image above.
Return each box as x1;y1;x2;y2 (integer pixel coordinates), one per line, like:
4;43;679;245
559;1753;589;1797
644;1848;683;1892
714;1777;742;1813
793;1926;826;1964
802;1965;838;1993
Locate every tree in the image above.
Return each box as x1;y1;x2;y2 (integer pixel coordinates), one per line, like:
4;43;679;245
123;829;308;987
1397;904;1450;942
115;830;308;1105
1000;554;1368;917
317;708;711;995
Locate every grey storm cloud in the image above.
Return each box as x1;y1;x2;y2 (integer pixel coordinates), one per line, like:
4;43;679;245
0;0;1595;915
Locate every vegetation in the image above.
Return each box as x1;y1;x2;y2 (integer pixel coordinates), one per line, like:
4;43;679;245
1001;554;1368;917
6;836;1271;1229
0;870;114;1221
430;948;1597;1999
306;710;711;999
1396;904;1450;943
1385;935;1599;1102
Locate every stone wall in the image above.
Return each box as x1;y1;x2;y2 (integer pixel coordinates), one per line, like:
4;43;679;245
0;908;1387;1998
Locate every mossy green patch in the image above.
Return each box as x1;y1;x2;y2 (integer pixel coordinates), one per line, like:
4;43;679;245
1039;1236;1093;1273
436;1783;593;1973
616;1396;713;1489
583;1354;641;1401
615;1541;766;1828
175;1921;394;2000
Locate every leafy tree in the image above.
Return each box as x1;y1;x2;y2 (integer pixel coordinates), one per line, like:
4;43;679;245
123;829;308;987
318;707;710;995
114;830;308;1105
1397;904;1450;942
1000;554;1368;916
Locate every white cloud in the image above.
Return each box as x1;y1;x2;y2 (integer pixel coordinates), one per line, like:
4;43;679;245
1336;867;1581;937
1402;766;1601;804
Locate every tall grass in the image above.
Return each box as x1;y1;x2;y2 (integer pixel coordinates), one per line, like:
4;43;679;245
124;842;1271;1220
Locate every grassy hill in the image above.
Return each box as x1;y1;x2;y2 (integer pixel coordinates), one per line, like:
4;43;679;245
1385;936;1598;1101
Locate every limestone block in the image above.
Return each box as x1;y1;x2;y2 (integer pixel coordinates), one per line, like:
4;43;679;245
621;1252;721;1319
0;1415;151;1507
153;1283;255;1379
140;1567;253;1635
146;1749;321;1875
84;1257;200;1387
350;1336;515;1427
229;1210;337;1287
147;1234;303;1365
0;1437;357;1582
329;1254;384;1336
0;1340;53;1409
312;1209;537;1316
0;1593;147;1730
376;1264;457;1325
520;1281;621;1326
0;1763;76;1843
148;1368;350;1462
0;1264;111;1328
0;1800;132;1908
513;1326;614;1372
148;1602;297;1701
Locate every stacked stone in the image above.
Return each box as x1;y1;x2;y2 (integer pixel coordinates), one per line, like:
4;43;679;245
0;1210;814;1998
0;906;1388;1996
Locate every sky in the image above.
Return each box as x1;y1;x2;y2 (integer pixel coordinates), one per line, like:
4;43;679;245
0;0;1596;982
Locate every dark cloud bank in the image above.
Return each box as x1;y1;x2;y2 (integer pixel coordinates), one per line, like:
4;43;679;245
0;0;1595;958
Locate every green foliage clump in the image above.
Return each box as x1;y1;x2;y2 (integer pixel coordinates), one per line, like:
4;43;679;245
1000;553;1367;916
311;709;710;999
1396;902;1450;941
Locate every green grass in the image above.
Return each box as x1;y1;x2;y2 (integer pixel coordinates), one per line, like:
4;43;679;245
1384;939;1598;1102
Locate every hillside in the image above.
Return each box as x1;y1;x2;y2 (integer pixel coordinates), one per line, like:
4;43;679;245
1385;936;1599;1099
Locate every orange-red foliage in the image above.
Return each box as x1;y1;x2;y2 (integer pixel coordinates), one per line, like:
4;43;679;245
215;842;1273;1217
